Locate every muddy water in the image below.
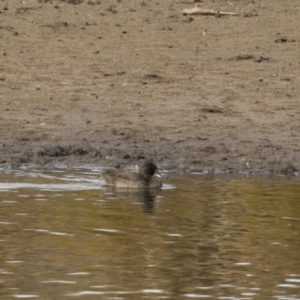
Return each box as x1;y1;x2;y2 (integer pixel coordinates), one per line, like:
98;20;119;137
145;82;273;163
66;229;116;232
0;169;300;299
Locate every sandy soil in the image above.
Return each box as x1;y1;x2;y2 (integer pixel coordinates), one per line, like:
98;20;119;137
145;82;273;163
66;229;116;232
0;0;299;173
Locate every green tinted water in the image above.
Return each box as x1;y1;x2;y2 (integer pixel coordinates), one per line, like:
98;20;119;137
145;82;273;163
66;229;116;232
0;169;300;299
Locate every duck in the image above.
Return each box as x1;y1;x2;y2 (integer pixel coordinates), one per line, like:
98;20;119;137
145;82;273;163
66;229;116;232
101;160;162;188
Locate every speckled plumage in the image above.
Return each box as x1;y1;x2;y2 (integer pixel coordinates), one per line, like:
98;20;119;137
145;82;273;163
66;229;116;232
101;161;162;188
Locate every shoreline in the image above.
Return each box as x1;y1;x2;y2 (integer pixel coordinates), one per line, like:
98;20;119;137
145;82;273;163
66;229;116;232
1;0;299;174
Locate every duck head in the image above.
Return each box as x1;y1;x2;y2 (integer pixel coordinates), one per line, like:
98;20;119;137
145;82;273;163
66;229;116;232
140;160;161;178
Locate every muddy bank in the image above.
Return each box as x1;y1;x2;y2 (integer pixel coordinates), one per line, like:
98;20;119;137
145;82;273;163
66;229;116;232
0;0;299;173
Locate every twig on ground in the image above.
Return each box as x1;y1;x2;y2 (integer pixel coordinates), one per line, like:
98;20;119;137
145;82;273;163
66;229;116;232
182;7;239;16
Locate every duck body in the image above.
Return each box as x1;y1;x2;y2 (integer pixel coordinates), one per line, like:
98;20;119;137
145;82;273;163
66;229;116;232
101;161;162;188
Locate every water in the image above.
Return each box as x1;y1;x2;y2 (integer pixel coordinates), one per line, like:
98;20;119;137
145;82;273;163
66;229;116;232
0;169;300;299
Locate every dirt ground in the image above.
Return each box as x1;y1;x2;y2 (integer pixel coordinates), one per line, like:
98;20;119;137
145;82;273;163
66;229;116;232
0;0;299;173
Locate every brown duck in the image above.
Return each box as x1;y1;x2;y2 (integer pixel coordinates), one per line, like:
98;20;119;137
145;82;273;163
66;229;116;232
101;160;162;188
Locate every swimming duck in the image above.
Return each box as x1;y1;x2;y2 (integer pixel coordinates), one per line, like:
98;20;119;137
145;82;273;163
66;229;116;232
101;160;162;188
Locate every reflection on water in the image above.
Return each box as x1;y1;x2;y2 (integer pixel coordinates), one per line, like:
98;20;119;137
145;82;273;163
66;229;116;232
0;169;300;299
102;187;162;214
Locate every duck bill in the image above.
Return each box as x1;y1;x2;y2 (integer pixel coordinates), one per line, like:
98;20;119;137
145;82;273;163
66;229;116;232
155;169;162;178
